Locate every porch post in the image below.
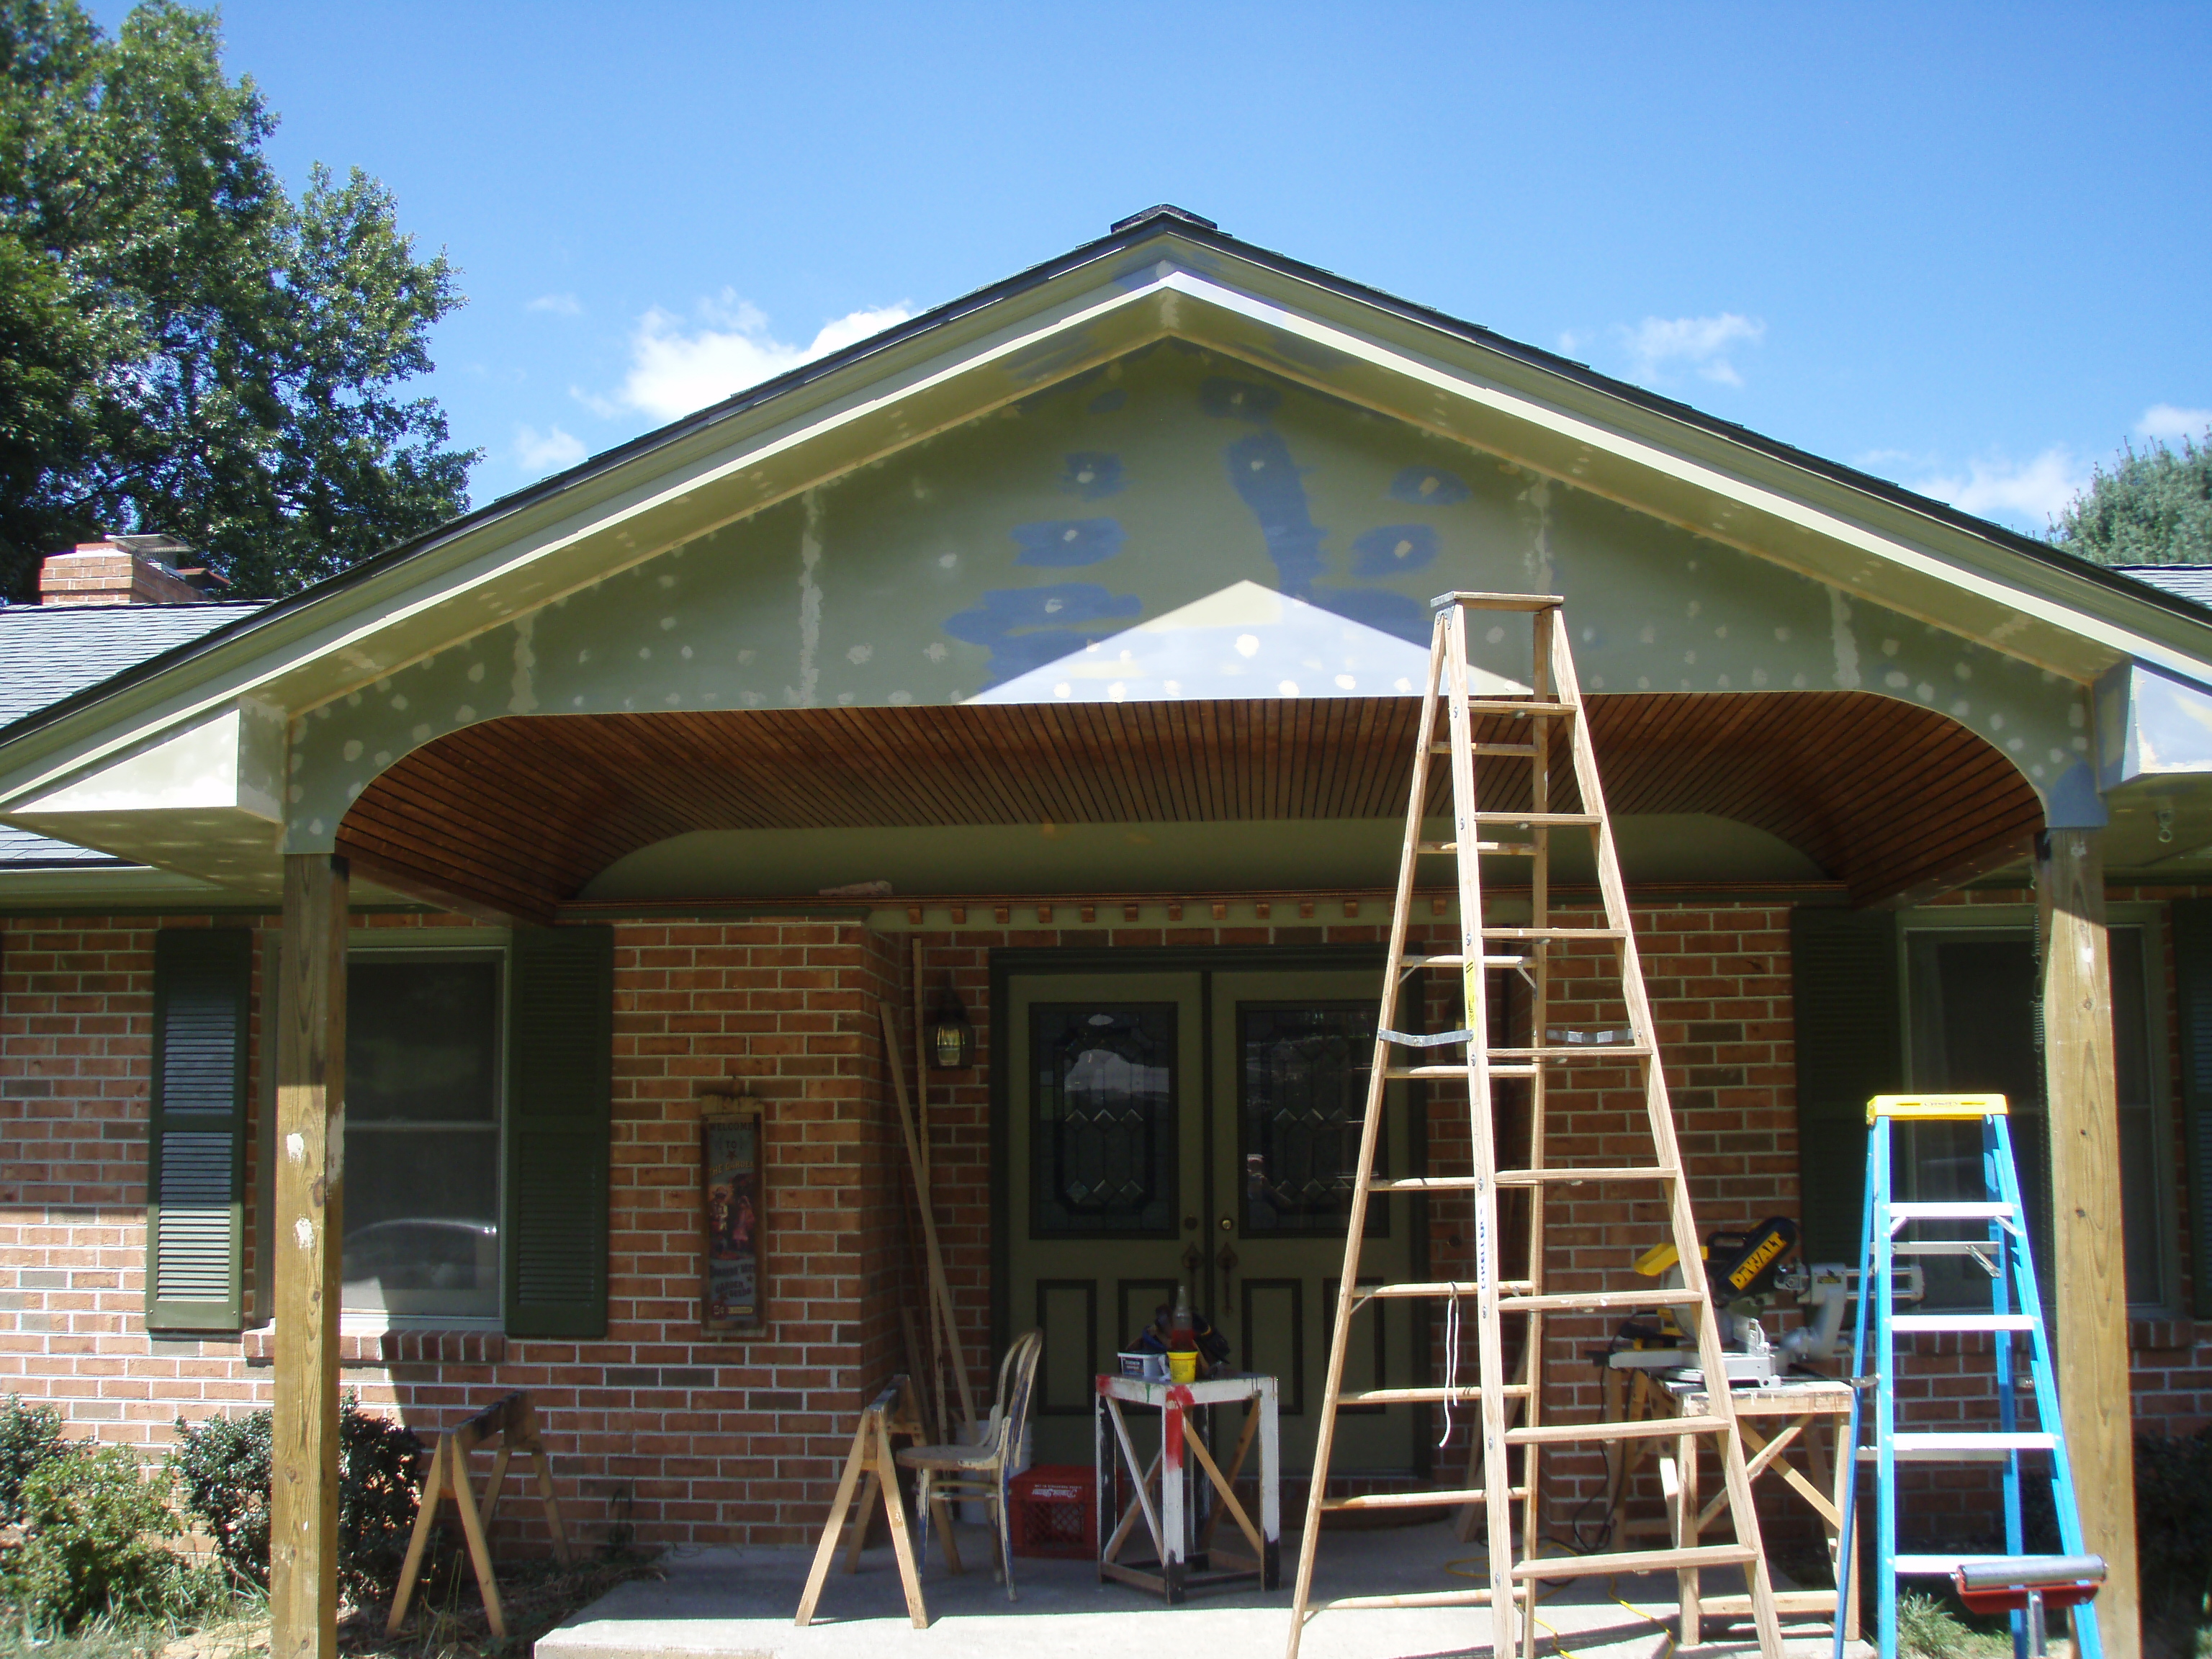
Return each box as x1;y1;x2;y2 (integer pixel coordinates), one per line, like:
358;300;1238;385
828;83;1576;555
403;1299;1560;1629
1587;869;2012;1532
270;853;348;1659
2035;828;2139;1659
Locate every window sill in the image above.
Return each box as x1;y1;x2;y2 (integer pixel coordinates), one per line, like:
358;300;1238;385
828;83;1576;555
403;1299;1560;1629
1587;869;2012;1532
241;1326;507;1366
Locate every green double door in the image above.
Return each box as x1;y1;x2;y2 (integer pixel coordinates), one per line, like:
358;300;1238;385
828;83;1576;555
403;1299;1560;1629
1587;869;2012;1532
1006;964;1421;1475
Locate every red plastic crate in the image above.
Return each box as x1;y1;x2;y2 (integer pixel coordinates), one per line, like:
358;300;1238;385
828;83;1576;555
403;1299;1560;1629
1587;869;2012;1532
1009;1464;1097;1559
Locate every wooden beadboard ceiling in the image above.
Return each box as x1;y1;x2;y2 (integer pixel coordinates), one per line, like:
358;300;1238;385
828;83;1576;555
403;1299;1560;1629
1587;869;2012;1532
335;693;2044;921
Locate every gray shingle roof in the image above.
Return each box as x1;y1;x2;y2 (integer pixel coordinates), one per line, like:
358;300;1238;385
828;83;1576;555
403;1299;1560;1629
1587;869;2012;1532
2114;567;2212;609
0;601;270;868
0;601;267;729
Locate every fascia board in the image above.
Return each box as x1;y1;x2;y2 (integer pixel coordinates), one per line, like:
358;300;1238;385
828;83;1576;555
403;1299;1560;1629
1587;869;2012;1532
1151;269;2212;688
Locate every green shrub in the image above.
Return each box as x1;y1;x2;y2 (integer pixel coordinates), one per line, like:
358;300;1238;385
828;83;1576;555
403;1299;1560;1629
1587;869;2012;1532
6;1444;183;1631
169;1393;426;1606
2138;1427;2212;1633
0;1394;74;1526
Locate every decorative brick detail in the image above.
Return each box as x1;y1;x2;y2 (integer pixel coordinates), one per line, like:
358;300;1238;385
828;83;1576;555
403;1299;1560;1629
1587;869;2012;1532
239;1328;508;1367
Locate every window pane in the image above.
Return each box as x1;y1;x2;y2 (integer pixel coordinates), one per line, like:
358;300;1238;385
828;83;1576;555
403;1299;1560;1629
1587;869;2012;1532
1030;1004;1176;1236
341;954;503;1317
347;958;500;1125
341;1128;499;1316
1241;1003;1385;1236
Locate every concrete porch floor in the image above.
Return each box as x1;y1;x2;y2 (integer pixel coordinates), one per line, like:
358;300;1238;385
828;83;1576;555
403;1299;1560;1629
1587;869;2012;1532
536;1521;1863;1659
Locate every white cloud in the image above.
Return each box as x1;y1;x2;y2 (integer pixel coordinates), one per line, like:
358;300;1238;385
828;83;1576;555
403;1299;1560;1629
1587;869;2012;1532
526;292;583;317
1556;328;1593;356
1619;313;1765;387
615;292;913;421
2138;403;2212;441
515;424;587;473
1912;445;2087;529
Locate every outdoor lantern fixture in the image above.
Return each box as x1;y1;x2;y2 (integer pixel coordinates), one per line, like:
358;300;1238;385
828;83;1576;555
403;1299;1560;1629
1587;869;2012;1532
930;990;974;1069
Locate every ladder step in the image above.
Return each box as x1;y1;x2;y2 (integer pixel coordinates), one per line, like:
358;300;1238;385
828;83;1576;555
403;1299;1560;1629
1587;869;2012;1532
1398;953;1529;968
1890;1314;2037;1333
1863;1432;2057;1464
1887;1201;2017;1222
1385;1064;1538;1079
1339;1383;1529;1406
1371;1176;1484;1192
1470;811;1600;826
1506;1288;1709;1312
1320;1486;1527;1511
1416;840;1539;856
1483;926;1627;940
1496;1165;1678;1186
1465;699;1576;717
1488;1044;1653;1061
1432;742;1539;757
1506;1413;1730;1447
1515;1544;1758;1581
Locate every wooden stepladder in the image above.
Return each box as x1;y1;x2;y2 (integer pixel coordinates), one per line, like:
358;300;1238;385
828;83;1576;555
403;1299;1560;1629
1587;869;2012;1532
387;1390;572;1641
1284;593;1783;1659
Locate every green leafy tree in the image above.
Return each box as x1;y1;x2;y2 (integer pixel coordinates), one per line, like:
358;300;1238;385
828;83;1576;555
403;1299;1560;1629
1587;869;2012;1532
0;0;474;599
2052;431;2212;567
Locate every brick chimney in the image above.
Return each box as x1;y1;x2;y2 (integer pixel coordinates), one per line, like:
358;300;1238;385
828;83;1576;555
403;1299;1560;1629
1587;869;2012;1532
38;536;224;606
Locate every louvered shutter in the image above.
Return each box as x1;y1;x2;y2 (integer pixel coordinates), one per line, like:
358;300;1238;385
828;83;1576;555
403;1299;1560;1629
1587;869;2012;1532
1790;908;1902;1264
2171;899;2212;1317
503;926;613;1337
146;929;251;1331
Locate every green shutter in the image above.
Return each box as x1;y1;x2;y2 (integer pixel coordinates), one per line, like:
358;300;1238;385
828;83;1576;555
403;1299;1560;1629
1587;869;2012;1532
2171;899;2212;1317
1790;907;1902;1264
146;928;252;1331
503;925;613;1338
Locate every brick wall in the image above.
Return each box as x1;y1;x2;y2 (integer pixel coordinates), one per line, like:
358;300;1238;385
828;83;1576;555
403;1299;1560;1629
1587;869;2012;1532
5;892;2212;1557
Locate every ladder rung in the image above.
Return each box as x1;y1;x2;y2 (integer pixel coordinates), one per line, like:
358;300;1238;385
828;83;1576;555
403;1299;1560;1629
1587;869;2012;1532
1319;1588;1499;1611
1515;1544;1758;1581
1890;1314;2036;1333
1320;1486;1527;1511
1432;591;1564;612
1371;1176;1484;1192
1470;811;1599;826
1398;953;1527;968
1416;840;1539;856
1506;1289;1708;1312
1864;1432;2057;1464
1506;1413;1730;1447
1465;700;1576;717
1888;1202;2016;1222
1359;1280;1538;1301
1384;1064;1538;1079
1489;1044;1653;1061
1892;1240;2000;1256
1431;742;1540;757
1496;1165;1678;1186
1483;927;1627;940
1339;1383;1529;1406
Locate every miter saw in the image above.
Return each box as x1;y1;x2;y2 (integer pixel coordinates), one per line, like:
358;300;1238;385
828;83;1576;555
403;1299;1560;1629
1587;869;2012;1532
1603;1215;1917;1386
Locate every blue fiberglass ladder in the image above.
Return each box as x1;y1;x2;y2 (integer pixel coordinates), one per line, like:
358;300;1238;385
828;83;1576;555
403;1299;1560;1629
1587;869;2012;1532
1833;1094;2104;1659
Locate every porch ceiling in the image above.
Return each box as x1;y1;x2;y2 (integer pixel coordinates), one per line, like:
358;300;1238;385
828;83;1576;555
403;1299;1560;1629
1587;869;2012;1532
335;691;2042;922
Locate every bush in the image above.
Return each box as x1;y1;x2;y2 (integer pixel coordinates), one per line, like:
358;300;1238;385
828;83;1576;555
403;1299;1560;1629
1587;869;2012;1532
2138;1426;2212;1635
170;1393;426;1607
0;1394;74;1526
7;1444;185;1631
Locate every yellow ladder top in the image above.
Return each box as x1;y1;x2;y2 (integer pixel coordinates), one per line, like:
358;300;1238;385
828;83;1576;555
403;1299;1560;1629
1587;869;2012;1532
1867;1093;2008;1123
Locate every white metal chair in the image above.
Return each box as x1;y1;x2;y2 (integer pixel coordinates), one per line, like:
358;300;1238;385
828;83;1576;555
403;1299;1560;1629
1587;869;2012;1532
897;1328;1043;1599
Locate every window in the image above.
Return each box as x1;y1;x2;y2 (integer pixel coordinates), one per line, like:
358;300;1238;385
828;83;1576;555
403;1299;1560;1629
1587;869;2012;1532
340;948;505;1319
1029;1004;1177;1236
1900;913;2168;1311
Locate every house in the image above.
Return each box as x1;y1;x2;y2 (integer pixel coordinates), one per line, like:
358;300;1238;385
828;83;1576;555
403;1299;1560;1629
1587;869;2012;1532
2;207;2208;1658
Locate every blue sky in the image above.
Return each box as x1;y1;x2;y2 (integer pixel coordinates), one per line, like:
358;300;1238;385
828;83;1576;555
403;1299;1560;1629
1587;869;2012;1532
96;2;2212;536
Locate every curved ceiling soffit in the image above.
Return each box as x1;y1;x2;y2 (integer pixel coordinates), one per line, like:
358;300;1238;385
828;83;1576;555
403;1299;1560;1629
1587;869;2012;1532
332;690;2042;920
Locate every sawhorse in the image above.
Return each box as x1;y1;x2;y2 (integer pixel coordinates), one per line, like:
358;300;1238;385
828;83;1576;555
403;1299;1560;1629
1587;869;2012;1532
796;1377;938;1628
387;1390;572;1640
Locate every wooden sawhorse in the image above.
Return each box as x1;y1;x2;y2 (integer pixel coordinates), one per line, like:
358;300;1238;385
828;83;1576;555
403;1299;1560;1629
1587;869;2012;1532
387;1390;571;1640
796;1377;937;1628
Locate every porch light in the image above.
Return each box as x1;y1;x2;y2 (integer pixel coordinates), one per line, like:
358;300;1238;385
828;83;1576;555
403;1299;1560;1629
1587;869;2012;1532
930;992;974;1069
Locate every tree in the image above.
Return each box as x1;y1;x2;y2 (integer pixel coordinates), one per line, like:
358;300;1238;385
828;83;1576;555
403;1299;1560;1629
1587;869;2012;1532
0;0;474;600
2051;431;2212;567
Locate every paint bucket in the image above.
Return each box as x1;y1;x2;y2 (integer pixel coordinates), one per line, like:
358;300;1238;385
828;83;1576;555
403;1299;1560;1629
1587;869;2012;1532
1167;1349;1199;1384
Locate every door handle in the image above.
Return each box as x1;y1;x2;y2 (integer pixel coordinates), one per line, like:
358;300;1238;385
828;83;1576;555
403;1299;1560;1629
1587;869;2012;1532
1183;1243;1204;1278
1216;1241;1239;1276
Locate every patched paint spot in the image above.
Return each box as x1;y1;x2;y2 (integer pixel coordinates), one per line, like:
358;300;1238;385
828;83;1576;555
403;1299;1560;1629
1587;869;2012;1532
1200;378;1282;421
1223;431;1324;596
1061;453;1125;498
1828;589;1862;690
1011;518;1128;567
1349;524;1439;577
1388;466;1471;505
942;583;1145;684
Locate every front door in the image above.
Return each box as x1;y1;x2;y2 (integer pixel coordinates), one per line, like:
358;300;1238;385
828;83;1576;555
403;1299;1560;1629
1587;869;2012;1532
1006;961;1420;1474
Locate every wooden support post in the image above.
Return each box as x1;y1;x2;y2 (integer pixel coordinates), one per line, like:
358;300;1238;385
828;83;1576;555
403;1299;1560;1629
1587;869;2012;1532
270;853;348;1659
2037;827;2140;1659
